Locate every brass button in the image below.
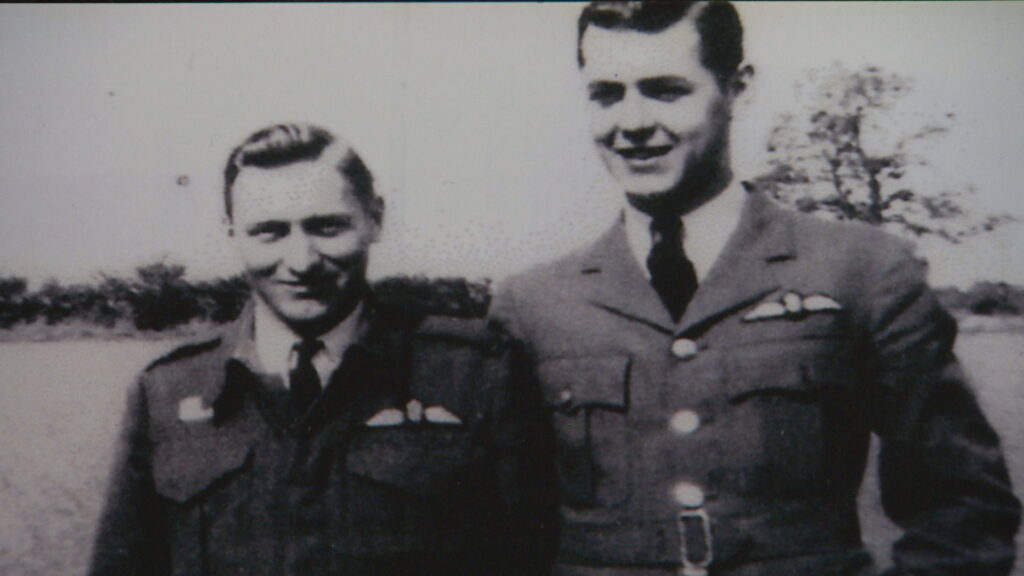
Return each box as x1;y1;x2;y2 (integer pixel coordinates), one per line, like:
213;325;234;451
670;410;701;435
671;338;698;360
672;481;705;508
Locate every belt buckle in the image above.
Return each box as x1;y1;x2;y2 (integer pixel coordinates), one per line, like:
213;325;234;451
676;507;712;576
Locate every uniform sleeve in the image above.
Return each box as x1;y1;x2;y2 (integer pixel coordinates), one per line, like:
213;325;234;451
863;246;1021;575
490;277;527;344
88;376;170;576
485;322;560;575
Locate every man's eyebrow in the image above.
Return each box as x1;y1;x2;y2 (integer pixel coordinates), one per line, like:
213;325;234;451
245;220;289;233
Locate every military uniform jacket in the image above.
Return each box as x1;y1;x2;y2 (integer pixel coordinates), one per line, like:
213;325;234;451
493;192;1020;576
88;296;556;576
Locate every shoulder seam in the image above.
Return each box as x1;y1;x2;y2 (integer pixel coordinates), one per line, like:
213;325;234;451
144;336;223;372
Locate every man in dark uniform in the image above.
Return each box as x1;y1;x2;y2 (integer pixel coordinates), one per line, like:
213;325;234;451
89;123;556;576
493;2;1020;575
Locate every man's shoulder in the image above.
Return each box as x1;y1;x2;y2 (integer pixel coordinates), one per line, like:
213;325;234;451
138;327;233;398
411;315;509;355
144;334;225;374
367;279;511;357
499;237;597;299
774;202;918;268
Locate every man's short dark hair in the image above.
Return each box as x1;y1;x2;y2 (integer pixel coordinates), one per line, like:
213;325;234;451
577;1;743;87
223;123;379;221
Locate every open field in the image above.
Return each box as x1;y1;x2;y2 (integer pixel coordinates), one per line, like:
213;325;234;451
0;333;1022;575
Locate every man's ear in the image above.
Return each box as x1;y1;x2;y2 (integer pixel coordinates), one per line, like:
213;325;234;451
369;196;385;242
729;64;755;96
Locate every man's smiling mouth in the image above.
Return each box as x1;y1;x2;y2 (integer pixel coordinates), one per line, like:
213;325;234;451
615;146;672;160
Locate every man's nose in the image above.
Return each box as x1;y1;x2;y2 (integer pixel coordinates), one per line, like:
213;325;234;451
282;234;320;274
616;92;655;145
621;126;657;147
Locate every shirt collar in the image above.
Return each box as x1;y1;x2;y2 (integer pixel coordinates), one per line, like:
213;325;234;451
623;179;745;282
240;298;363;380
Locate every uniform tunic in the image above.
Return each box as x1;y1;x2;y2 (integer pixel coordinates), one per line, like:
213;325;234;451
88;297;557;576
494;192;1020;576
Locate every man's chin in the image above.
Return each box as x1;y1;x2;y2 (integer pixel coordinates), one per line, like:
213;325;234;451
612;167;683;197
270;293;364;336
274;302;333;326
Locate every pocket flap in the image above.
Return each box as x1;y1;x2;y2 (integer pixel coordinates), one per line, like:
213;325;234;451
152;432;256;503
346;427;471;497
724;336;851;399
539;355;630;412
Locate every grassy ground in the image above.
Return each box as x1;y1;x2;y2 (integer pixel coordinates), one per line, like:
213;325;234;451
0;333;1021;575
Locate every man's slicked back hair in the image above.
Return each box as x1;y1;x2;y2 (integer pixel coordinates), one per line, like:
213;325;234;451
223;123;378;221
577;1;743;87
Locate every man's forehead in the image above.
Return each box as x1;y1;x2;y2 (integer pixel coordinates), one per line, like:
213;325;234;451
232;161;352;218
581;19;706;81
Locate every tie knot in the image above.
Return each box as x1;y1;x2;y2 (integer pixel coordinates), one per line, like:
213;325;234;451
293;339;323;363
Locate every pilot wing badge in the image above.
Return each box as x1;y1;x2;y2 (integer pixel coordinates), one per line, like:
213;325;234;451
424;405;463;425
743;292;843;322
364;400;462;427
365;408;406;427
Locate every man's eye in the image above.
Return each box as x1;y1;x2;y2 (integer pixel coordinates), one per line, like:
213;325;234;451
306;217;352;237
247;223;289;242
640;79;693;102
588;83;624;106
651;87;691;102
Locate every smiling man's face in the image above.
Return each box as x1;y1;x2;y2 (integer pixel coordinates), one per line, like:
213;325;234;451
229;157;380;334
582;16;734;202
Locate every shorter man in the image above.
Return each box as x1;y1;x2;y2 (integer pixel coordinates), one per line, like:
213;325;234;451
89;123;555;576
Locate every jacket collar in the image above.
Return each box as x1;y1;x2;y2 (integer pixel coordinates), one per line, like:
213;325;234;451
579;190;796;336
208;295;400;425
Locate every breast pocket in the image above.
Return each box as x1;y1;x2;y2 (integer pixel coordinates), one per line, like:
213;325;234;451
539;355;632;510
345;426;474;499
152;431;255;504
717;340;863;496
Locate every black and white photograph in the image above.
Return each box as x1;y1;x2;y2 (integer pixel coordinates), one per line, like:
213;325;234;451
1;3;1023;575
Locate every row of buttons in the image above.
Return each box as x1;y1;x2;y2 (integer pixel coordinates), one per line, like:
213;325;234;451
671;337;706;548
670;336;702;437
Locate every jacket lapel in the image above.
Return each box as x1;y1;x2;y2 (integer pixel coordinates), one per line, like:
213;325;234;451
677;192;796;336
580;219;677;334
153;310;266;503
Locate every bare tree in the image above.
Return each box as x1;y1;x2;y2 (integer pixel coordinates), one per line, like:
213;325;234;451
751;64;1014;242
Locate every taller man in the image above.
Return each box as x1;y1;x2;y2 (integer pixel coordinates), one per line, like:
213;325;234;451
494;3;1020;575
89;123;555;576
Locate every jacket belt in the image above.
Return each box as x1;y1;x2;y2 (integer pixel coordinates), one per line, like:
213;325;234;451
557;500;863;570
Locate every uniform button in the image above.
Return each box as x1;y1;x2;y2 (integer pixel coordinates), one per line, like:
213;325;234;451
669;410;701;435
559;389;573;404
672;481;705;508
671;338;698;360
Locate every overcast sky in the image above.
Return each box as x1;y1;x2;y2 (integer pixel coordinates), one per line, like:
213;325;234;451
1;2;1022;288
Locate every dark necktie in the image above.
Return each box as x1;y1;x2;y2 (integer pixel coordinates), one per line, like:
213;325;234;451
647;215;698;322
289;339;323;414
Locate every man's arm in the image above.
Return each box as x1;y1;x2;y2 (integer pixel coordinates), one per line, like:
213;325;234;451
864;246;1021;575
88;377;169;576
485;304;560;575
